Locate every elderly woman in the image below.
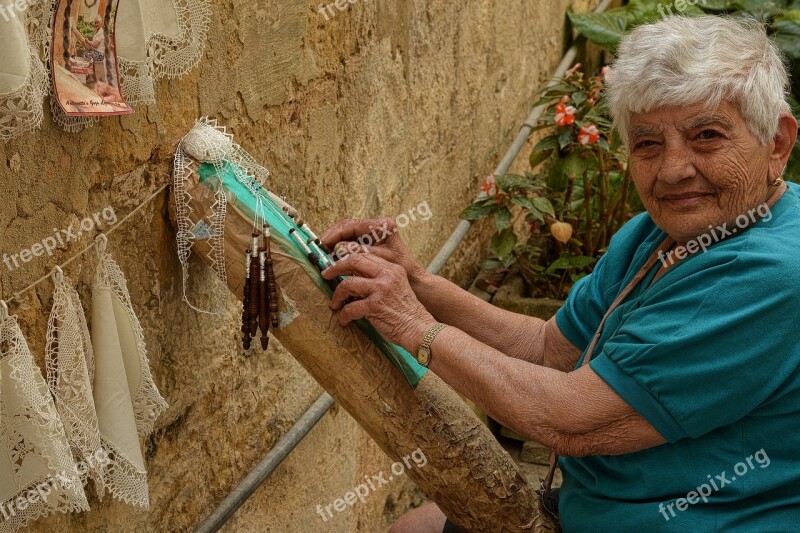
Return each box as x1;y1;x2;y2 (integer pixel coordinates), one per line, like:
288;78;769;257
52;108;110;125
320;15;800;532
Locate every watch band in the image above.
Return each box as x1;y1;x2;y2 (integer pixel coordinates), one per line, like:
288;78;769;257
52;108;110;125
419;323;447;367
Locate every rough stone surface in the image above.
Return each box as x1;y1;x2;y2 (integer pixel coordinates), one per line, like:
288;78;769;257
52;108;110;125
1;0;598;530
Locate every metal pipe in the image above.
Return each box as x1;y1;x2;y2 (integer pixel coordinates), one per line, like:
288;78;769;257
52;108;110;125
194;394;335;533
195;2;614;530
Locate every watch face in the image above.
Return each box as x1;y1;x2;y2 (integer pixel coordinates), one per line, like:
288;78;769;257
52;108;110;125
416;348;429;366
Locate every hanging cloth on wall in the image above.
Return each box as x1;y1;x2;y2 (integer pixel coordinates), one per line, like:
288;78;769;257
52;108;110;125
90;237;167;509
116;0;211;105
0;0;210;139
45;268;106;497
0;16;48;142
0;303;89;533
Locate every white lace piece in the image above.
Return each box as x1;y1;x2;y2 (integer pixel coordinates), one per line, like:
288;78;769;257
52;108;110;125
119;0;212;105
173;118;275;314
45;272;106;497
0;38;48;142
0;314;89;533
90;241;167;509
118;58;156;107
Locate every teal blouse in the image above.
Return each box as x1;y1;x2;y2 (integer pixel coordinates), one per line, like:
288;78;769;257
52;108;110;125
555;182;800;532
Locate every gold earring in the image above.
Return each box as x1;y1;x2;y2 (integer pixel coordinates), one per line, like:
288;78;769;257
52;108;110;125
771;176;785;187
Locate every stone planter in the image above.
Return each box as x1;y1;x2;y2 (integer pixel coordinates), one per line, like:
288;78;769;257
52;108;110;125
492;273;563;322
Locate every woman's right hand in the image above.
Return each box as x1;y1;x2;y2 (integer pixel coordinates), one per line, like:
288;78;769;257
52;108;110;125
320;217;428;285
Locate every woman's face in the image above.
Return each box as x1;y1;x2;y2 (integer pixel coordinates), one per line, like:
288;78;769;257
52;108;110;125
628;101;780;243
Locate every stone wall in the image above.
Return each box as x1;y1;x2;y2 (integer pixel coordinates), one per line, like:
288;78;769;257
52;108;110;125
1;0;599;531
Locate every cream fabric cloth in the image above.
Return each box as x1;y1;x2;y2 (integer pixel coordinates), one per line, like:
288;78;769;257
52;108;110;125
0;313;89;533
91;242;167;509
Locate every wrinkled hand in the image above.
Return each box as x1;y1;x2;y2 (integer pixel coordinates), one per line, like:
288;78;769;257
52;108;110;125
322;253;437;354
320;218;427;284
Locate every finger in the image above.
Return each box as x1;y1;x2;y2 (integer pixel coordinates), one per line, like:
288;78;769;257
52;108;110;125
330;276;374;310
322;253;388;280
338;298;371;326
331;241;368;261
321;217;398;250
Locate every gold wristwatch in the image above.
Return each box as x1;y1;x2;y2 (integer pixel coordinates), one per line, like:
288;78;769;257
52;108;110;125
416;323;447;367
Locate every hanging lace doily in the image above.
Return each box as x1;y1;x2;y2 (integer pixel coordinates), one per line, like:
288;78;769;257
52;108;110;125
0;17;48;142
173;117;275;314
45;269;106;497
0;305;90;533
90;237;167;509
118;0;212;106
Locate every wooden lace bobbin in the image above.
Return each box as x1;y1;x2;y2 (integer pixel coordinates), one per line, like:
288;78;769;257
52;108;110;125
241;251;253;350
299;220;332;255
264;225;280;328
248;233;261;338
258;249;270;350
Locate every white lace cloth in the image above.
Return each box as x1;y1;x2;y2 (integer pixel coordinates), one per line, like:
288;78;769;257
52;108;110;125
46;270;106;497
0;312;89;533
0;0;210;140
91;241;168;509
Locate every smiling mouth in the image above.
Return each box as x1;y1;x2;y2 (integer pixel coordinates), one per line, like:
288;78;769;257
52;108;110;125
658;192;714;208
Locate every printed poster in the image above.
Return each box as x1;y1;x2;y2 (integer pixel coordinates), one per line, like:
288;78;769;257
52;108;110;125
52;0;133;117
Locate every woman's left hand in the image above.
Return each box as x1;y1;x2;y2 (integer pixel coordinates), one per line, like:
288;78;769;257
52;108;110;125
322;252;437;353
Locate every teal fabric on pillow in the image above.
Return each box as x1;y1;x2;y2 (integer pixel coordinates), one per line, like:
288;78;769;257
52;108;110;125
555;183;800;532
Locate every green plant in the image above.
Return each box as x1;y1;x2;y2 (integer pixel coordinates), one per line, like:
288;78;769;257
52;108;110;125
568;0;800;179
462;66;640;299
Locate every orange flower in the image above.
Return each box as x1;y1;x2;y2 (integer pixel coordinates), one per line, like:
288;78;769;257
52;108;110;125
578;124;600;145
480;174;497;196
555;102;576;127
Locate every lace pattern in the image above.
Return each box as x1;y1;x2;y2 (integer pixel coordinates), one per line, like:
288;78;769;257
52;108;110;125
45;272;106;496
0;48;48;143
0;315;89;533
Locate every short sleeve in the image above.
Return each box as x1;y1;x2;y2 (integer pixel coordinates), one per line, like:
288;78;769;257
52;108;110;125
590;246;800;442
556;213;658;351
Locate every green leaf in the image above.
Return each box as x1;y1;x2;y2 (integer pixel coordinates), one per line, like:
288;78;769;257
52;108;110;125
530;148;554;169
495;206;512;231
563;152;587;179
491;228;518;259
499;174;535;192
511;197;535;210
571;91;588;107
567;7;629;50
461;201;497;221
532;197;556;218
772;17;800;58
547;158;568;192
532;135;559;153
558;128;574;150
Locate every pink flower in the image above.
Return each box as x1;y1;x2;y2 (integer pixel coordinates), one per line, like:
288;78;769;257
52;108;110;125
555;102;577;127
480;175;497;196
565;63;583;77
578;124;600;145
601;66;610;77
